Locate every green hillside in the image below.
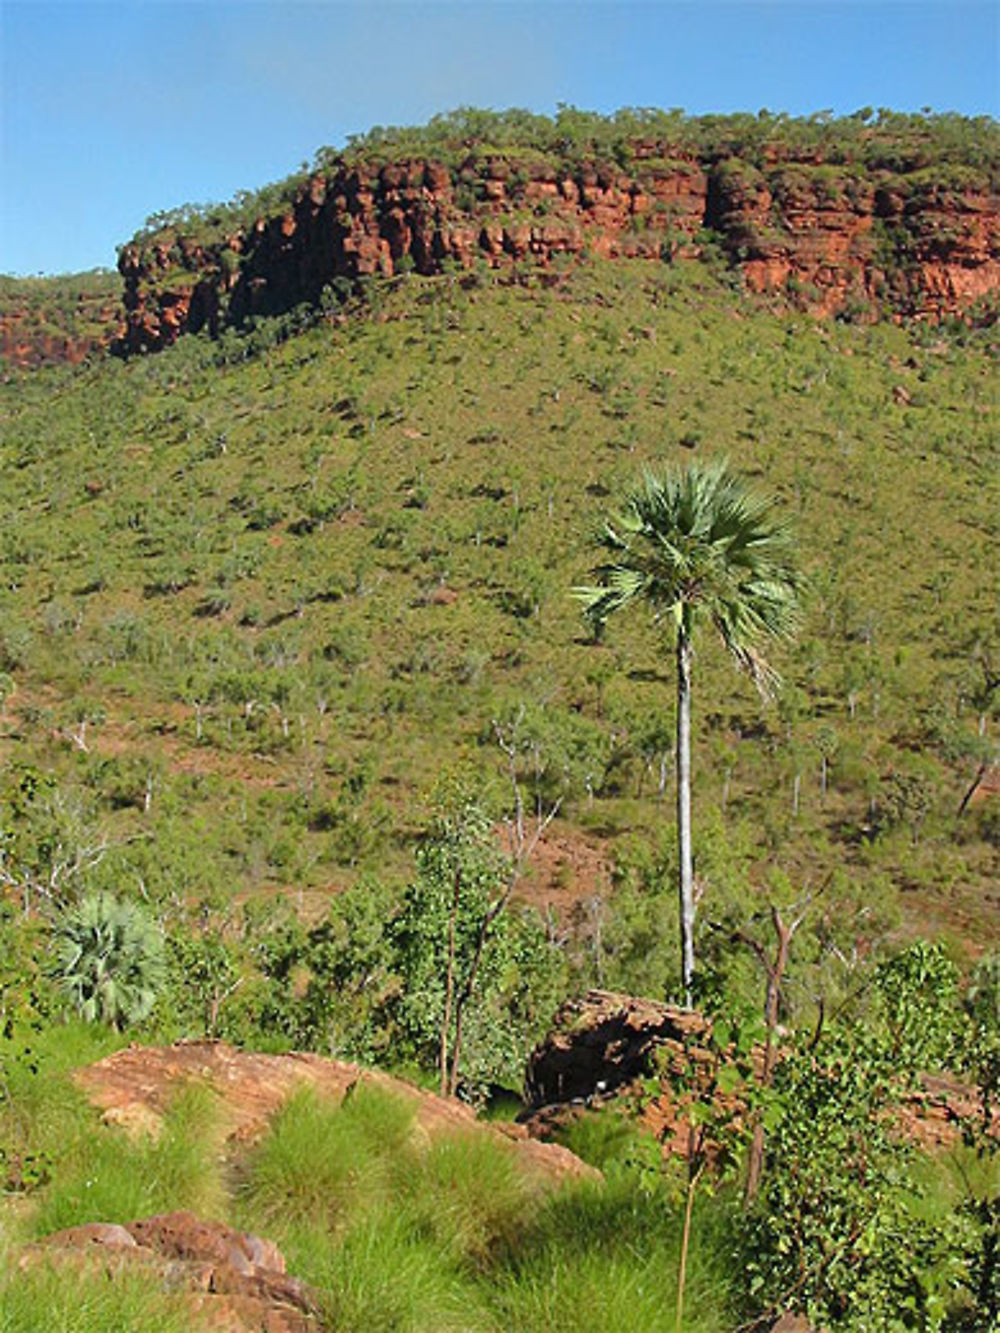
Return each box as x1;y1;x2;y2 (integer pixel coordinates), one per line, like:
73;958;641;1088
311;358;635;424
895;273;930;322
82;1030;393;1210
3;258;997;946
2;209;999;1328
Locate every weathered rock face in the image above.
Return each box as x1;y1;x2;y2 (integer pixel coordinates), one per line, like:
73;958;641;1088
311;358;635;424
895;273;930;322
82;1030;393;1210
117;149;1000;352
22;1212;320;1332
521;989;730;1157
524;988;709;1107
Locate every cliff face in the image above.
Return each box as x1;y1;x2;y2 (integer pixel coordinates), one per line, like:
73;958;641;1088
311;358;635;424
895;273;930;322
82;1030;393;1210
0;295;124;371
118;150;1000;352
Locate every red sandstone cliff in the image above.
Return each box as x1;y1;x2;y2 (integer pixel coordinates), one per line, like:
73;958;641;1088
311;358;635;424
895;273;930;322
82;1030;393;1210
116;147;999;354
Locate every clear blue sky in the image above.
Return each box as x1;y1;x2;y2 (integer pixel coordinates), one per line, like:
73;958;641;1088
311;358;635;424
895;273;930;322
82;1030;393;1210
2;0;997;275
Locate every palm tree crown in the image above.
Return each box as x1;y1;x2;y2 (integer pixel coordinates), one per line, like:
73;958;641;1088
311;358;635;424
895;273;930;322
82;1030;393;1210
576;460;801;689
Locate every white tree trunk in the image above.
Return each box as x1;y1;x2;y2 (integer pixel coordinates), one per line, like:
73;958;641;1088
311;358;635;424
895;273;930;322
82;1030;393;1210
677;627;695;1006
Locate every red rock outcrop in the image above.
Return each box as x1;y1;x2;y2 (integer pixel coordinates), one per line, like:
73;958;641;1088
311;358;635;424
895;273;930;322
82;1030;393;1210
524;988;710;1108
74;1040;597;1186
21;1212;320;1332
117;149;1000;353
0;297;124;371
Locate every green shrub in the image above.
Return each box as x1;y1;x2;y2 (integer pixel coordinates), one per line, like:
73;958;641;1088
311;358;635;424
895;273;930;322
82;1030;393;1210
51;893;165;1030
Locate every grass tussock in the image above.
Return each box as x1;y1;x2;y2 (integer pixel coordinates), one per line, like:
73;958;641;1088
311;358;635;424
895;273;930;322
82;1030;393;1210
239;1082;416;1229
0;1254;210;1333
27;1079;225;1240
310;1209;493;1333
490;1177;736;1333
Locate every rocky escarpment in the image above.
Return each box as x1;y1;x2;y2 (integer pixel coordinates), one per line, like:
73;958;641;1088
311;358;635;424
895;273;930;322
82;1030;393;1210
118;145;1000;352
0;275;124;371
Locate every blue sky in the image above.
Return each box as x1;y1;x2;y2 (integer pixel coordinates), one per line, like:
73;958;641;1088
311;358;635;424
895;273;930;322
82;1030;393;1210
2;1;997;275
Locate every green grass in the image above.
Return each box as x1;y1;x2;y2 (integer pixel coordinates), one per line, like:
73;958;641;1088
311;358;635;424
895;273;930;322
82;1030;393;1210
11;1078;224;1242
2;1047;984;1332
238;1083;416;1231
489;1177;737;1333
308;1208;493;1333
0;1260;211;1333
234;1082;738;1332
1;257;995;1007
0;1043;222;1332
1;198;997;1331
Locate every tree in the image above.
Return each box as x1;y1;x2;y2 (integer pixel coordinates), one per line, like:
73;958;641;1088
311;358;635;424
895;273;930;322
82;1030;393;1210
575;461;801;1003
390;796;562;1100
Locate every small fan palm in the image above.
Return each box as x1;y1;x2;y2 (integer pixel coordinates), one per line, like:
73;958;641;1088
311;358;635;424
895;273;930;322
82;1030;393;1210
575;460;801;1002
52;892;166;1029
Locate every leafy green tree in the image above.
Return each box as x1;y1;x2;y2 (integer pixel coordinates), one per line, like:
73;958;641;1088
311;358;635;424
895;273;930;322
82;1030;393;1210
299;875;401;1061
390;795;564;1100
576;461;801;1001
742;1025;951;1329
51;892;165;1029
874;938;958;1073
741;940;974;1328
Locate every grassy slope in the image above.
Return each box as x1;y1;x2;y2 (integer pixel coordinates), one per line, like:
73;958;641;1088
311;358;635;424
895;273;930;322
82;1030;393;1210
0;259;997;963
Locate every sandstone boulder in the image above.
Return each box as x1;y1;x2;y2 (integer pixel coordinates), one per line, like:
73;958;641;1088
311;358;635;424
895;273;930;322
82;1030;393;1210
74;1041;598;1187
23;1211;319;1333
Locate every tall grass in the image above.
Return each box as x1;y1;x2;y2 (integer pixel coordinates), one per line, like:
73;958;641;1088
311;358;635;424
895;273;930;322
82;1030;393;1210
310;1209;494;1333
0;1255;211;1333
235;1084;738;1332
239;1082;416;1231
237;1085;502;1329
488;1176;737;1333
27;1080;225;1239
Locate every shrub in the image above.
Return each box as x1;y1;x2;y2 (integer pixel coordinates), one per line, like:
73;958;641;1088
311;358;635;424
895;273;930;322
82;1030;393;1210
51;893;165;1029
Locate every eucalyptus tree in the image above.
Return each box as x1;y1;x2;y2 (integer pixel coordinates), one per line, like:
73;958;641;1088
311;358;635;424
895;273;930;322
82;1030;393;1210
575;461;801;1003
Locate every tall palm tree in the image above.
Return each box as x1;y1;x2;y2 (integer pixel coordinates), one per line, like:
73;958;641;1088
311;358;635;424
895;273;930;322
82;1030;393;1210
575;460;801;1004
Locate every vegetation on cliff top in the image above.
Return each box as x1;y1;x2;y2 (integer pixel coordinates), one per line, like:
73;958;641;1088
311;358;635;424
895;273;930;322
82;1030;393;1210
125;104;1000;250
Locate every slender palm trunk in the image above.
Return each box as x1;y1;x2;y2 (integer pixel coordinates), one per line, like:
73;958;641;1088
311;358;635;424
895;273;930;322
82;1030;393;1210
439;868;461;1097
676;625;695;1006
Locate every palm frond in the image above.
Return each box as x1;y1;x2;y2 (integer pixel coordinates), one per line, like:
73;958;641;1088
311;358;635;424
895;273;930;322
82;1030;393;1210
578;458;802;682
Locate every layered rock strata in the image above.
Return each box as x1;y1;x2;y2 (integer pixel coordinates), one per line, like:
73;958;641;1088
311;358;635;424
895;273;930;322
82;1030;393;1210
118;149;1000;352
